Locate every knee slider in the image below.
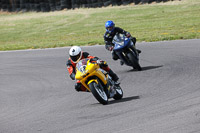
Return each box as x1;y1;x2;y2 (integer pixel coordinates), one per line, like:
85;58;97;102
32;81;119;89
75;83;82;92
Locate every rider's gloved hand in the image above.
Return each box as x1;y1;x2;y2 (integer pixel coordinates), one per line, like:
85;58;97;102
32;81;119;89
126;32;131;38
108;46;114;51
96;59;104;64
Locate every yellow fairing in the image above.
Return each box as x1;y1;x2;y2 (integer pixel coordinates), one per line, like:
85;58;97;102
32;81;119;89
87;79;98;85
75;59;108;92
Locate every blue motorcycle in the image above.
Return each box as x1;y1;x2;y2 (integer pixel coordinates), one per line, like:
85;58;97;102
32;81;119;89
112;33;142;71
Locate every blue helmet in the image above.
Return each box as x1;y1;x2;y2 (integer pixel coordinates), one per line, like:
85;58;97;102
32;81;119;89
105;20;115;33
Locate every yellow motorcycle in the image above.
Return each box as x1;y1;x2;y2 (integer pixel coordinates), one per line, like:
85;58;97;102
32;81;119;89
75;58;123;105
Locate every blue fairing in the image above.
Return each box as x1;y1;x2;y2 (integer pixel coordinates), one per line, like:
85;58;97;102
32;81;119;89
113;38;132;52
112;34;138;66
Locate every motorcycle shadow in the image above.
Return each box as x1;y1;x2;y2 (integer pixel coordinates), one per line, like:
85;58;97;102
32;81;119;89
89;96;140;106
128;65;163;72
108;95;140;105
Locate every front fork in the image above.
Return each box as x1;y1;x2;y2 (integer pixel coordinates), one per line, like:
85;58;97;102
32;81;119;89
121;47;138;62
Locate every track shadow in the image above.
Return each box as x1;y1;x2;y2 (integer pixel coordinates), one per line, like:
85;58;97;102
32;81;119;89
107;95;140;105
128;65;163;72
88;95;140;106
142;65;163;71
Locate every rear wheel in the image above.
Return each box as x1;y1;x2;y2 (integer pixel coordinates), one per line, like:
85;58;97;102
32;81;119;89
89;81;108;105
127;52;142;71
113;85;123;100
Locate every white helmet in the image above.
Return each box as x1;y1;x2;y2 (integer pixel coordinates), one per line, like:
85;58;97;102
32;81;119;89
69;46;82;63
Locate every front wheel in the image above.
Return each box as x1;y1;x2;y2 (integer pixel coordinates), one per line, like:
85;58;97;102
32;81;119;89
127;52;142;71
89;81;108;105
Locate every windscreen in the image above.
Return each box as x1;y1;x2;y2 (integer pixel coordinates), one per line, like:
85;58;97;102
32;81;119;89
112;34;125;46
76;59;89;73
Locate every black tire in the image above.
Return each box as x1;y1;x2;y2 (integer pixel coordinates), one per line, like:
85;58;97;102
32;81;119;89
89;81;108;105
113;85;123;100
127;52;142;71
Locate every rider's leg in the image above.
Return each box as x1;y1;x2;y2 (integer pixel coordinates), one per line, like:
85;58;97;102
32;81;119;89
131;37;141;54
101;65;119;82
108;69;119;82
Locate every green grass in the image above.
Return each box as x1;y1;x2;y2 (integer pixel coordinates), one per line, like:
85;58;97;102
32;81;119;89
0;0;200;50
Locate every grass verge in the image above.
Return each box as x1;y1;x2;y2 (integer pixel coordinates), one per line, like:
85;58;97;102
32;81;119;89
0;0;200;51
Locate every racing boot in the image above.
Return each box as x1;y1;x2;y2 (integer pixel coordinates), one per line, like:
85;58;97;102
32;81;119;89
120;60;124;66
137;49;141;54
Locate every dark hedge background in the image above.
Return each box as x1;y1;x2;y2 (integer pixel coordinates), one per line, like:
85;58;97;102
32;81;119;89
0;0;171;12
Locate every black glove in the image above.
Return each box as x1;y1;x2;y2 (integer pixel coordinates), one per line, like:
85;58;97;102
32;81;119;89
126;32;131;38
108;46;114;51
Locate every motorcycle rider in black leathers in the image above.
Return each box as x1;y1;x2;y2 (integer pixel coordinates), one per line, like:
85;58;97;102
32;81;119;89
104;20;141;65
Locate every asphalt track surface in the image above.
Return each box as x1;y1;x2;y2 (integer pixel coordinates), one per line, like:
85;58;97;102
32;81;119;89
0;39;200;133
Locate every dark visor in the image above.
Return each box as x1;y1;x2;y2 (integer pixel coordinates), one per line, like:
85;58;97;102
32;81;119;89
106;27;113;31
70;53;81;62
